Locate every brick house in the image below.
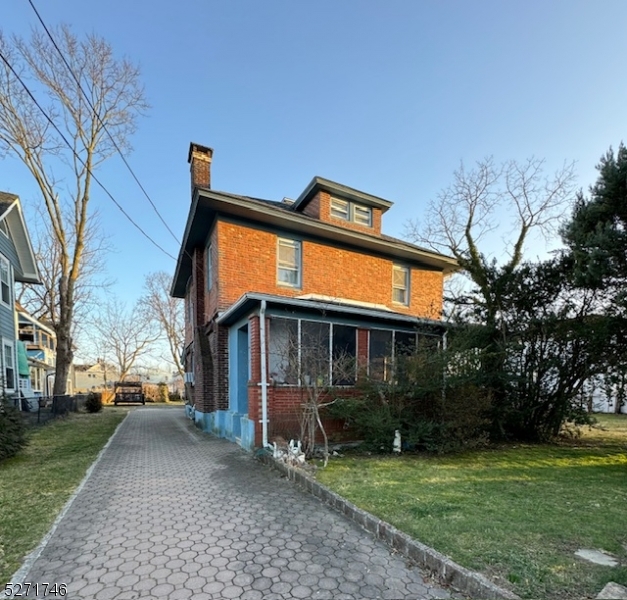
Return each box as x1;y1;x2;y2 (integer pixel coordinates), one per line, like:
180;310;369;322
171;143;457;450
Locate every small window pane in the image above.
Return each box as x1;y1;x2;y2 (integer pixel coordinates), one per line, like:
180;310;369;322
301;321;330;386
330;198;349;220
332;325;356;385
0;260;9;305
369;329;393;381
353;204;372;227
269;318;299;384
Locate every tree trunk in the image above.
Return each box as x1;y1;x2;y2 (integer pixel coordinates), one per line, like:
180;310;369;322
53;276;74;396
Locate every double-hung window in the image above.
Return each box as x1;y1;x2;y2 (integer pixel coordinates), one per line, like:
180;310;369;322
3;339;15;392
392;265;410;305
206;242;213;290
277;238;301;287
0;256;10;307
330;198;373;228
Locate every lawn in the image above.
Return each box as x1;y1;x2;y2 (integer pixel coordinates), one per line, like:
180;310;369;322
317;414;627;600
0;408;128;584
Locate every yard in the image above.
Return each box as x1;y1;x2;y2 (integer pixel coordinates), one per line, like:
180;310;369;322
0;409;128;584
317;414;627;600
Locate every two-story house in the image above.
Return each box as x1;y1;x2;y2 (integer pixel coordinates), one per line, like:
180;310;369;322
0;192;40;399
171;144;457;450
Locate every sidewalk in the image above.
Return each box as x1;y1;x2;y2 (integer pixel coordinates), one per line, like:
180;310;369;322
17;407;462;599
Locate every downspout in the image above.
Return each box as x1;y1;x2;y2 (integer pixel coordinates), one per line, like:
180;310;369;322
259;300;270;448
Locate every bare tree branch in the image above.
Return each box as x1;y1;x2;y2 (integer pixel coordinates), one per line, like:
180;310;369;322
0;25;148;394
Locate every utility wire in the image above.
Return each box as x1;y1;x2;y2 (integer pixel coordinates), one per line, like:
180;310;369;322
27;0;181;246
0;48;178;262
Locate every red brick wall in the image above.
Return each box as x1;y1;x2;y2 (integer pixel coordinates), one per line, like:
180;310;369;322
301;191;383;235
212;219;443;320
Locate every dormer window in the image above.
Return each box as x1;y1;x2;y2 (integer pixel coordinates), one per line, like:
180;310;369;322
330;198;373;228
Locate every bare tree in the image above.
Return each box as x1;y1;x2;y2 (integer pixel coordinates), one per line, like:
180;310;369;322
16;203;112;340
89;298;160;382
141;271;184;379
407;157;577;322
0;25;147;394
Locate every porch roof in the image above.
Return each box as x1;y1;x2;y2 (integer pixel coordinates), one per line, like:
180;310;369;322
216;292;447;332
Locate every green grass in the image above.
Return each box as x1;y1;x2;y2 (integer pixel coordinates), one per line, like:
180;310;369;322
0;408;127;584
317;414;627;600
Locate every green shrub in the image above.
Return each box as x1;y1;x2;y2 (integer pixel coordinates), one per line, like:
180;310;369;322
329;350;492;453
0;401;28;461
157;383;169;403
85;392;103;413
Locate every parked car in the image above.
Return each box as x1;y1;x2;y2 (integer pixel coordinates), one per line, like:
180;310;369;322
113;381;145;405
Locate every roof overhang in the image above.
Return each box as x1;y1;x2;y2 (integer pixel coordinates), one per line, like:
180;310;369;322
217;292;447;332
0;193;41;284
292;176;394;213
171;189;458;297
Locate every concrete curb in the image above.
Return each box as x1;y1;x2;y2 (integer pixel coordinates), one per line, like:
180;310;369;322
257;452;521;600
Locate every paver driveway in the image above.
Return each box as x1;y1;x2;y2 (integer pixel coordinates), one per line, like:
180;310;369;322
18;407;462;599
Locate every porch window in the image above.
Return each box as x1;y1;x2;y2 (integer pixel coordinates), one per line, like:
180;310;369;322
0;256;10;307
332;324;357;385
369;329;393;382
268;318;299;384
301;321;330;386
277;238;301;288
392;265;409;305
268;319;357;387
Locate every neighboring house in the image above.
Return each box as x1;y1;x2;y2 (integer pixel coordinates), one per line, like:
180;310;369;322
74;360;120;392
0;192;41;400
16;302;58;397
171;144;457;451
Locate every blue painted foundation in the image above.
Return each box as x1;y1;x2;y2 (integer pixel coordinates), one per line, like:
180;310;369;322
193;408;256;451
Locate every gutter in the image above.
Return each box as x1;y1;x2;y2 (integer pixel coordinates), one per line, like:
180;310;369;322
259;299;270;448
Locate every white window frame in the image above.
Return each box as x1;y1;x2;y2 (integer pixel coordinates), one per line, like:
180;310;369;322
392;265;410;306
2;338;15;392
353;204;373;227
0;255;10;308
330;197;373;228
0;220;8;238
330;198;350;221
277;238;302;288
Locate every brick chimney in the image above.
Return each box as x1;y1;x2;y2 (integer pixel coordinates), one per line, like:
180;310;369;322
188;142;214;193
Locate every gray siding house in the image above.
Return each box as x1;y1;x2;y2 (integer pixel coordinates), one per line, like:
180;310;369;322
0;192;40;397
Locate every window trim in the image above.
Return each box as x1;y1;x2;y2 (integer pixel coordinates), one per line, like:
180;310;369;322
185;278;194;326
2;337;15;393
277;238;302;288
206;241;213;291
0;255;11;308
0;220;8;238
392;264;410;306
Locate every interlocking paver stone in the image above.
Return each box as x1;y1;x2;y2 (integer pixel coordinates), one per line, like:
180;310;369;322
15;408;463;599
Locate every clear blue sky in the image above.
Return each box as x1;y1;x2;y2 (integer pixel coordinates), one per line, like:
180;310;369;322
2;0;627;307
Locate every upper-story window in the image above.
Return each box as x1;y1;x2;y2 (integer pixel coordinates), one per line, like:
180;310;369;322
0;221;8;237
186;279;193;325
330;198;373;228
0;256;10;307
206;242;213;291
392;265;410;305
277;238;301;288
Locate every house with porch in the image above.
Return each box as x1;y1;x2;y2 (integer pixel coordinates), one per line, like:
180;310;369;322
171;144;457;450
0;192;41;399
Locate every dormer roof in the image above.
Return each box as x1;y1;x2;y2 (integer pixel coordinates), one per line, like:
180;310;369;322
291;176;393;214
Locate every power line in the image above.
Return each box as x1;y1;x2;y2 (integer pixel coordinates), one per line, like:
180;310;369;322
0;47;178;262
27;0;181;246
